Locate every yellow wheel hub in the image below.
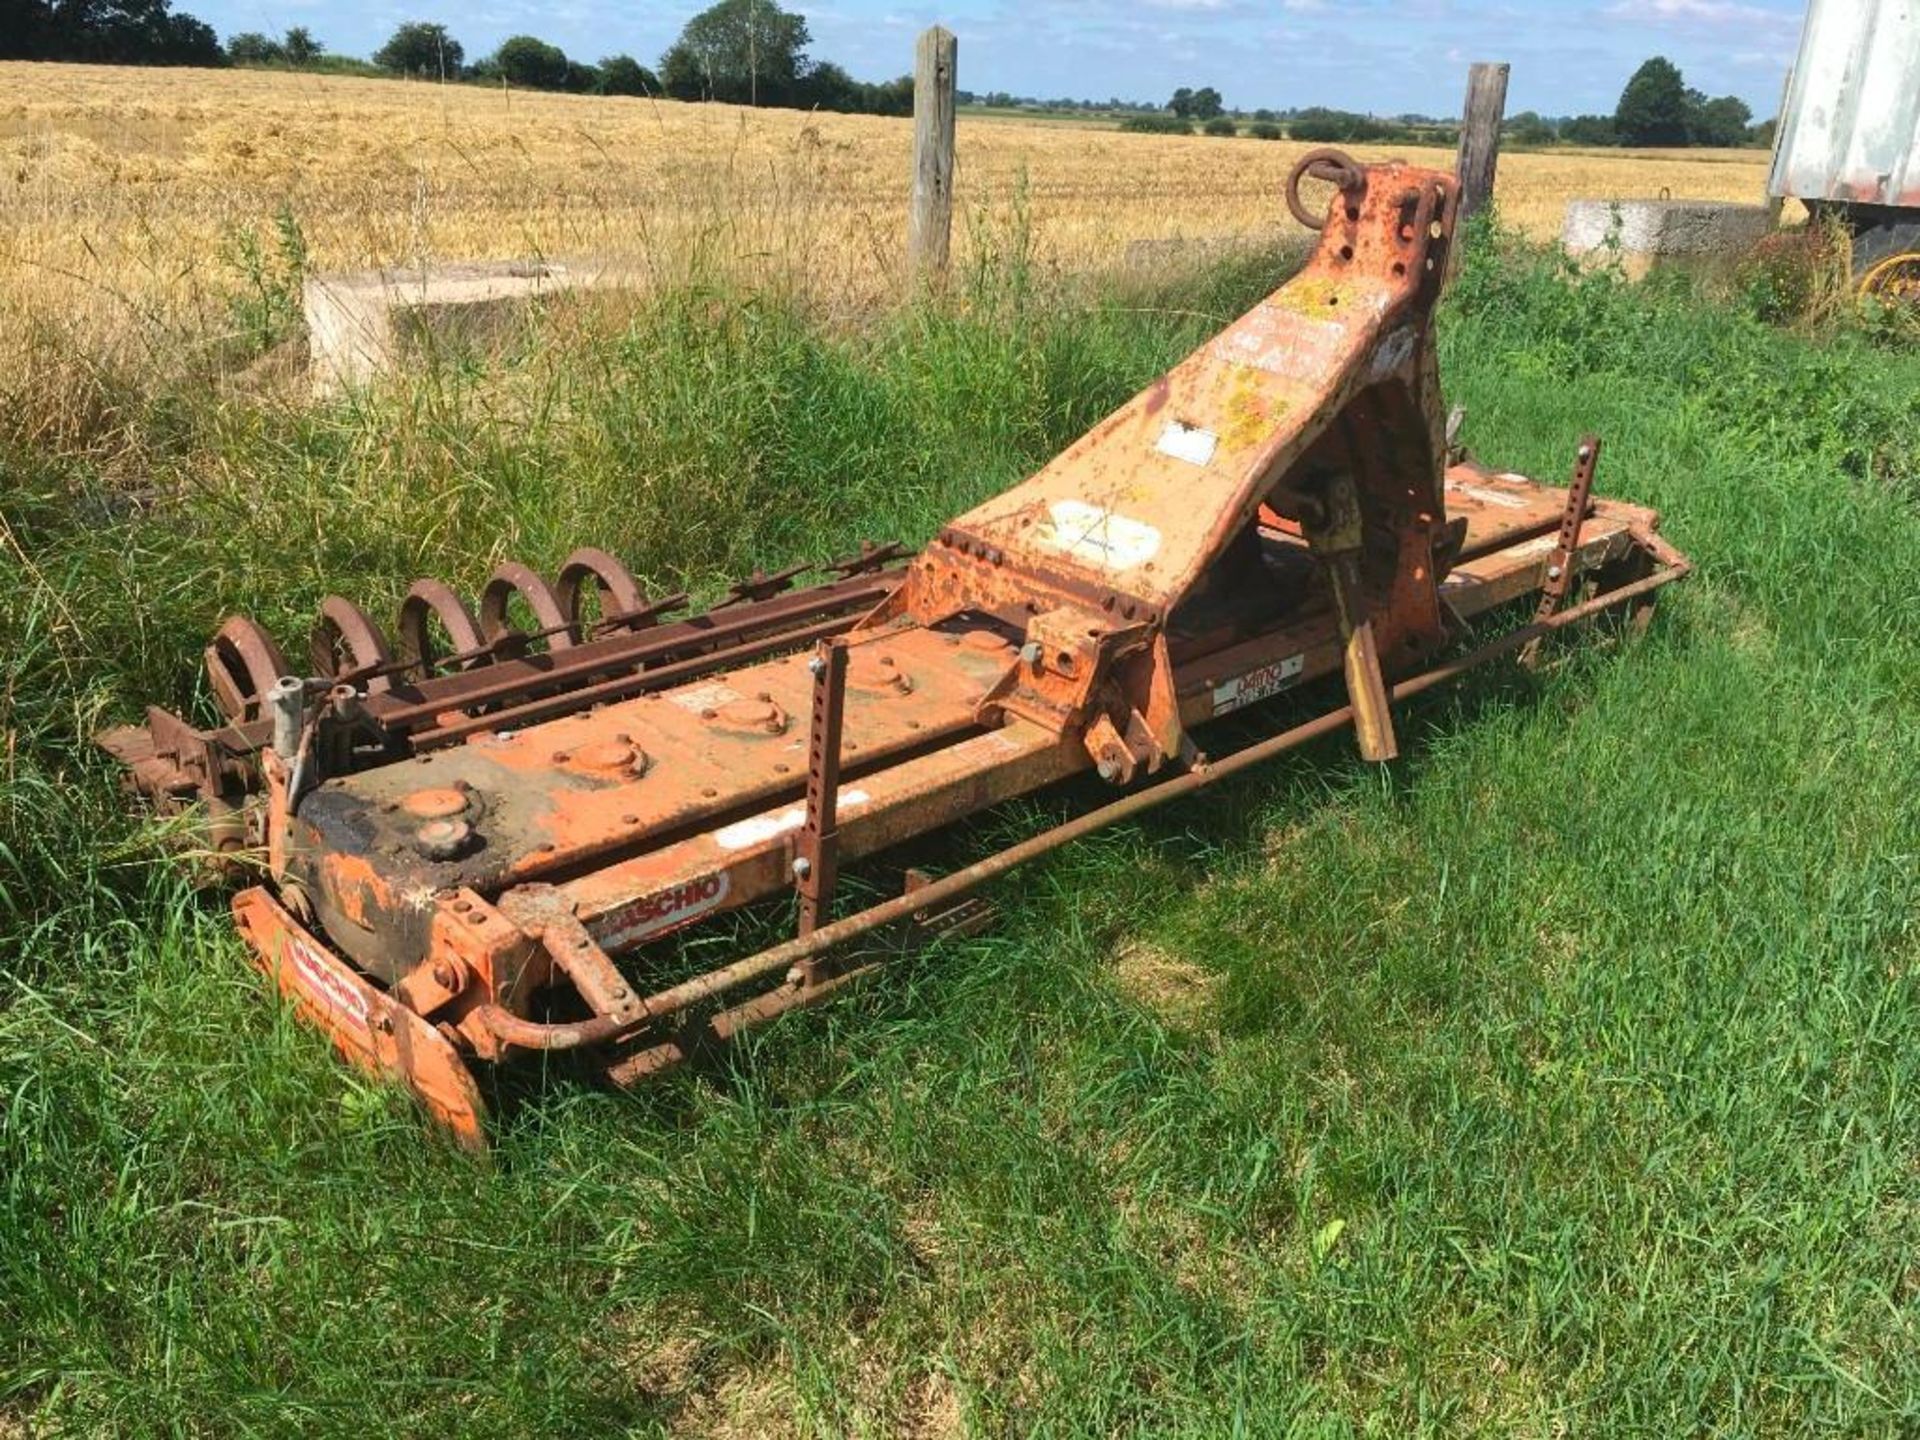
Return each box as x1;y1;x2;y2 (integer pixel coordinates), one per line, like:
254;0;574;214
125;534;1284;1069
1859;250;1920;303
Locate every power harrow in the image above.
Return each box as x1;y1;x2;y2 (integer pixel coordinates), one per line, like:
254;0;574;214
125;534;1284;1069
103;153;1690;1146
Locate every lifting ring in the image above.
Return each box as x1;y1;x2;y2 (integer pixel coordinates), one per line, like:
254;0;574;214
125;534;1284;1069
1286;147;1366;230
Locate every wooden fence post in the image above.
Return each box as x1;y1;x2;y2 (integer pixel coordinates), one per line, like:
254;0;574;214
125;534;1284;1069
1454;61;1509;223
909;25;957;280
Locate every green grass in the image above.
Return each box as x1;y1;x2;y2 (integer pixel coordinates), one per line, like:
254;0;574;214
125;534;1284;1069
3;233;1919;1435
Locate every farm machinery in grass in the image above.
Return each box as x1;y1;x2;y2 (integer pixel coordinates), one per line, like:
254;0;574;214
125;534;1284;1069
103;152;1690;1147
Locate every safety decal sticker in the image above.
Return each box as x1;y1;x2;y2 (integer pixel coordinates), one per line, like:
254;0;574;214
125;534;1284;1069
286;933;371;1027
1211;653;1306;714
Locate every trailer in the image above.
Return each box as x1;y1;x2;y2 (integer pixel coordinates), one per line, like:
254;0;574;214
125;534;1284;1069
1769;0;1920;299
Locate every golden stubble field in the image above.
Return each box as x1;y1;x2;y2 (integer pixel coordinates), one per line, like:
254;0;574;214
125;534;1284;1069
1;62;1772;378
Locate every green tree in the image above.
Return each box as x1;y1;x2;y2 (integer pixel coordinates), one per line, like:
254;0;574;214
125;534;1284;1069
1505;110;1556;146
658;0;810;106
1689;92;1752;148
1168;86;1194;117
596;54;657;95
282;26;320;65
6;0;225;63
1190;85;1223;120
1614;56;1689;146
494;34;568;89
1561;114;1617;146
798;58;860;110
226;30;282;64
864;74;913;116
374;21;463;78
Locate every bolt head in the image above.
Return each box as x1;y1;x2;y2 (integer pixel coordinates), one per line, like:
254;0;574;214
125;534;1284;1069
1019;641;1043;665
808;656;827;677
791;856;813;879
413;816;473;861
1546;564;1564;581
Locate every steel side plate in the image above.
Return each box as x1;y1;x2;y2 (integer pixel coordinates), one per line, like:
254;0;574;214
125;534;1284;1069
233;886;489;1150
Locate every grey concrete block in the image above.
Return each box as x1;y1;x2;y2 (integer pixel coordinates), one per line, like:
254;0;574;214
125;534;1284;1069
304;259;635;394
1561;199;1776;271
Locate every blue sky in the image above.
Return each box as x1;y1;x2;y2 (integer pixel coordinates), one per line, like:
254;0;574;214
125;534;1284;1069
190;0;1808;116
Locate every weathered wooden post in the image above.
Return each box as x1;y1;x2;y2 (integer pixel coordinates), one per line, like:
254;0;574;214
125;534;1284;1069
1454;61;1510;223
908;25;958;280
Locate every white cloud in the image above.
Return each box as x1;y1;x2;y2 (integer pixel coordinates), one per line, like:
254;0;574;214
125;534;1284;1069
1605;0;1798;30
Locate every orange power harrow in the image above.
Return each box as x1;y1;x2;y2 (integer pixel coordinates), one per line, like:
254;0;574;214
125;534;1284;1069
103;153;1690;1146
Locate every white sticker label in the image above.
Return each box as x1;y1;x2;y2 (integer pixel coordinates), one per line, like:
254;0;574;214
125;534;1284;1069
286;934;370;1026
595;872;731;949
669;681;743;713
1212;654;1305;714
1036;500;1163;573
713;789;871;851
1155;420;1218;467
1451;482;1529;511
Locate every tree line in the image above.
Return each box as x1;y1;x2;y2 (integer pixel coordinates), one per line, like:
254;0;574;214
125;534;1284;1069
1521;57;1770;148
1;0;915;115
3;0;223;64
1137;58;1768;149
2;10;1776;149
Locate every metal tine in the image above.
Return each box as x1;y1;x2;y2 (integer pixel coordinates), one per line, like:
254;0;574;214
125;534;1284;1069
713;562;810;608
824;540;906;577
312;551;870;693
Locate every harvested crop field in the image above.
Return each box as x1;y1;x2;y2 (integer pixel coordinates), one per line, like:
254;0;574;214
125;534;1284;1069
2;63;1770;351
10;56;1918;1437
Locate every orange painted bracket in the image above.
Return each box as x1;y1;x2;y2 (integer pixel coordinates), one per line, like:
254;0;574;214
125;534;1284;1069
233;886;489;1150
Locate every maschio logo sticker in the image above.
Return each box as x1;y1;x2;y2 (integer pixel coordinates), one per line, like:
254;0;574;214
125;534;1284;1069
286;933;371;1027
1212;654;1305;714
596;872;731;949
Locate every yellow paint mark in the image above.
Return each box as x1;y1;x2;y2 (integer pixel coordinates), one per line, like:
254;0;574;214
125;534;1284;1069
1275;276;1344;315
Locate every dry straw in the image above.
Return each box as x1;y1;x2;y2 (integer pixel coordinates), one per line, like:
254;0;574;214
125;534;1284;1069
0;61;1773;431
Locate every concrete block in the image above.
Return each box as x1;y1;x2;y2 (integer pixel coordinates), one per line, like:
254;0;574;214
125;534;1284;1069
303;260;632;394
1561;199;1776;276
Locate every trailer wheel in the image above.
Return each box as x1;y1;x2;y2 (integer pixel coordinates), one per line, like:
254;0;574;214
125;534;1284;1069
1852;218;1920;303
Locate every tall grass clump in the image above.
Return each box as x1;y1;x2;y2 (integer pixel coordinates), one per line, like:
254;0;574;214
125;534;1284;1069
4;222;1920;1434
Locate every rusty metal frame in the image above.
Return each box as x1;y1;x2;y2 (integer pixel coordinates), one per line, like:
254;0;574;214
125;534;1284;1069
101;153;1696;1147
